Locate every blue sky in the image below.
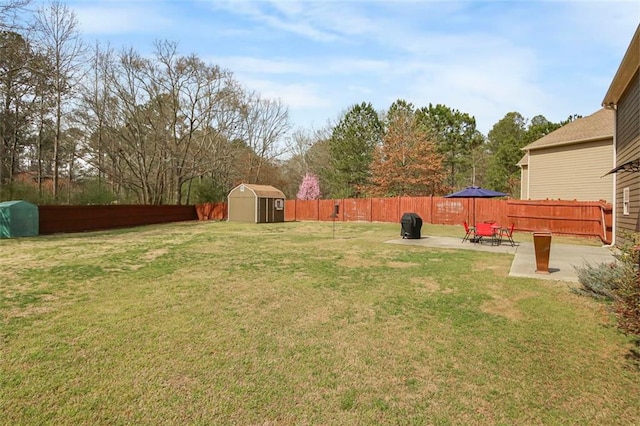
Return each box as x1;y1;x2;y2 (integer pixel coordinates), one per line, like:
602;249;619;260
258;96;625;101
63;0;638;135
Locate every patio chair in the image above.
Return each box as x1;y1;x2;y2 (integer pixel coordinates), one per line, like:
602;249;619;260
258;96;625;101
462;221;476;243
498;223;516;246
475;222;499;245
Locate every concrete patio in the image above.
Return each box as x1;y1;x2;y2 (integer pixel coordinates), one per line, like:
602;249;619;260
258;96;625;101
386;235;617;283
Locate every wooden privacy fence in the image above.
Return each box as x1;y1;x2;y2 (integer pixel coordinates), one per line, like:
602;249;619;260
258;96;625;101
507;200;612;240
37;198;613;243
39;204;198;235
284;197;613;243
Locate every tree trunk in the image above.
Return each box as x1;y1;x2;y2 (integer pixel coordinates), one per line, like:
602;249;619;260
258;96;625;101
53;90;61;200
37;108;44;199
67;149;73;204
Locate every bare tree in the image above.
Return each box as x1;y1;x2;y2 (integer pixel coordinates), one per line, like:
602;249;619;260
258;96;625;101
148;40;243;204
285;128;314;173
106;48;160;204
103;43;246;204
279;125;333;198
0;0;30;32
31;52;56;199
0;28;56;201
238;92;290;184
0;30;32;193
76;41;117;189
34;0;85;200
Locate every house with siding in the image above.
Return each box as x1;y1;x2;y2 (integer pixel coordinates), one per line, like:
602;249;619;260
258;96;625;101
602;24;640;246
518;108;614;203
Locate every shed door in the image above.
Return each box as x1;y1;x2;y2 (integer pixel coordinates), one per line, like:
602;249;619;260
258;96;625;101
257;198;267;223
267;198;275;222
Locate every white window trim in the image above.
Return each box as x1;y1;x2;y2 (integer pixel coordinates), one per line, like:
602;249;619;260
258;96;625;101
623;187;630;216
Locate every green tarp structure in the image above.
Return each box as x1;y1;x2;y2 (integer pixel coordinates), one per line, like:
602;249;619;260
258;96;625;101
0;200;39;238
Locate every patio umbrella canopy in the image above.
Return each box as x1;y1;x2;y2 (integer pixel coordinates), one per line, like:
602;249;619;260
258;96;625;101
445;186;508;224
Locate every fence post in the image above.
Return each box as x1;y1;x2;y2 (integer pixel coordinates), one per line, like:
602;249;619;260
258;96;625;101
369;197;373;222
430;195;433;225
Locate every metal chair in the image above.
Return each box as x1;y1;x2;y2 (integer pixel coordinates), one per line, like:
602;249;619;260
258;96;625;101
462;221;476;243
499;223;516;246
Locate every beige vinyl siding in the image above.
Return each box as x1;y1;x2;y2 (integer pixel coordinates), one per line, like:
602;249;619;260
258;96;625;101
229;197;256;222
520;165;529;199
228;191;257;222
528;139;613;202
617;71;640;151
615;138;640;244
615;70;640;244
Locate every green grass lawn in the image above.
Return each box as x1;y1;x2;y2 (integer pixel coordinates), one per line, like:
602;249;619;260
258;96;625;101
1;221;637;425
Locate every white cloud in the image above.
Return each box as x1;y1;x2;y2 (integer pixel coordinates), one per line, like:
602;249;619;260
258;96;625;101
61;0;639;136
207;0;342;43
240;77;333;110
71;3;173;35
208;55;390;78
210;56;309;75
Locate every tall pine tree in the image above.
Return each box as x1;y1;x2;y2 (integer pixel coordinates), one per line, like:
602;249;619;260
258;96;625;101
416;104;484;189
326;102;382;198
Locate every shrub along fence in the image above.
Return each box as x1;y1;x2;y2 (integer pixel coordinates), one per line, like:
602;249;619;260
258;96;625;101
37;197;613;243
195;203;227;221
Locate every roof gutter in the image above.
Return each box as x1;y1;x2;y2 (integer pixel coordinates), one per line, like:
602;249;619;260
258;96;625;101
526;135;613;151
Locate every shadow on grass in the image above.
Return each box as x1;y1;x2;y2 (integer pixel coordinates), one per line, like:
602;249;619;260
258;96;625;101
626;338;640;371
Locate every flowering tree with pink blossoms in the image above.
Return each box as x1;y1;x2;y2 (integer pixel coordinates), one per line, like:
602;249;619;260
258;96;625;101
296;172;321;200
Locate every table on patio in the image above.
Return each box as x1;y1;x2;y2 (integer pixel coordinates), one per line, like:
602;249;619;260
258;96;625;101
472;222;502;246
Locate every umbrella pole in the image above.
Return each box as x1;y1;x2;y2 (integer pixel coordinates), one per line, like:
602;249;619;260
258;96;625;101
472;198;476;225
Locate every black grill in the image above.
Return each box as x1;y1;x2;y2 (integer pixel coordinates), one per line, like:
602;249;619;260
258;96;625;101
400;212;422;239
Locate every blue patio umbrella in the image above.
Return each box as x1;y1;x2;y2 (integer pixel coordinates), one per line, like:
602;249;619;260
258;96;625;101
445;186;508;224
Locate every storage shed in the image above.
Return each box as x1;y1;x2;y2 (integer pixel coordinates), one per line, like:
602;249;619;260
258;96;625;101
227;184;285;223
0;200;39;238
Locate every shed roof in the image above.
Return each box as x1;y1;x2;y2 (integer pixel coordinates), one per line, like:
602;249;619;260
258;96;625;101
603;24;640;107
522;108;613;151
0;200;35;208
236;184;285;199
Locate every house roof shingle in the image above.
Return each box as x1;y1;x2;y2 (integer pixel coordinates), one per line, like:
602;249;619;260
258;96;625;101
522;108;614;151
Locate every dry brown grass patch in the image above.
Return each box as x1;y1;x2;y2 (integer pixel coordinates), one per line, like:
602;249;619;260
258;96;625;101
338;254;378;268
5;296;59;319
386;261;420;268
472;256;511;275
481;295;525;321
142;248;169;260
410;276;440;293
